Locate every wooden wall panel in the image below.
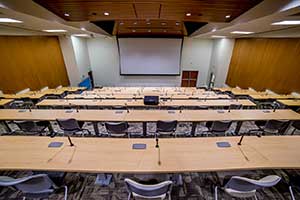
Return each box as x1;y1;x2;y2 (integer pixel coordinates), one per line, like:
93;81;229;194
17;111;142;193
226;38;300;94
0;36;69;93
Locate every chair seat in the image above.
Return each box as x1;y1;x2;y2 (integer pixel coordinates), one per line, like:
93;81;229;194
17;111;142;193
225;188;256;198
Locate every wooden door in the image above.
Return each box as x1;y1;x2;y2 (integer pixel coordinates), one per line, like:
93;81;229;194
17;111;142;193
181;71;198;87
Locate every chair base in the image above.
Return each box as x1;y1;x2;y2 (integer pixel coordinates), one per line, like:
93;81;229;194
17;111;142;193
95;174;112;186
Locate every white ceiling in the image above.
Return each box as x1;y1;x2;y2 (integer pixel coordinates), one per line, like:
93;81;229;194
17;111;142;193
0;0;299;38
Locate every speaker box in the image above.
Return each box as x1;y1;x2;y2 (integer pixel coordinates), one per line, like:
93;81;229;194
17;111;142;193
144;96;159;105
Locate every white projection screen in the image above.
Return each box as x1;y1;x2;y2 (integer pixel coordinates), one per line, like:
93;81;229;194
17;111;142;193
118;38;183;75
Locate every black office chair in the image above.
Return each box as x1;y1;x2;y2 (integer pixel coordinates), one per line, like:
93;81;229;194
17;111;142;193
56;118;90;136
104;122;129;137
156;120;178;137
249;120;290;135
202;120;232;136
12;121;50;136
291;121;300;135
45;95;61;99
0;174;68;200
20;97;35;109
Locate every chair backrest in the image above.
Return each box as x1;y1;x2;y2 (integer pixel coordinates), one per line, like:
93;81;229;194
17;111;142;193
248;87;256;92
210;120;232;133
157;120;177;133
265;89;277;95
56;118;81;131
40;86;49;92
15;121;36;132
264;120;289;131
225;175;281;192
105;122;129;135
16;88;30;95
229;104;242;110
257;102;274;109
56;85;62;89
292;120;300;130
125;178;172;199
45;95;60;99
0;174;55;195
0;90;3;96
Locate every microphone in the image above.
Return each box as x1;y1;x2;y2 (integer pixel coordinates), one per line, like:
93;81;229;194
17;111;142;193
238;132;261;146
67;136;75;147
272;101;280;112
155;132;161;165
125;103;130;113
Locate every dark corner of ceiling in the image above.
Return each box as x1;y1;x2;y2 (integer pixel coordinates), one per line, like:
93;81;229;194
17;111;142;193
91;21;115;35
184;22;207;36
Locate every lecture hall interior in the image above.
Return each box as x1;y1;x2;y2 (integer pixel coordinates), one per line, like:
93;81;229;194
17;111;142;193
0;0;300;199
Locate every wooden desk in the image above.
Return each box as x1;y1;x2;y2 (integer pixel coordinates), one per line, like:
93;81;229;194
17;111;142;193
60;87;86;92
64;93;231;100
0;99;13;107
0;109;299;136
36;99;256;108
2;92;45;100
250;94;298;100
278;99;300;107
1;136;300;173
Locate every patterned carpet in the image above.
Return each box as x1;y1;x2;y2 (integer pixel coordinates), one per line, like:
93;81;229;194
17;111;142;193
0;120;300;199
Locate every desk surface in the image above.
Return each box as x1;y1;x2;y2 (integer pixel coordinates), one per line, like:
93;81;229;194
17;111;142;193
36;99;256;107
278;99;300;106
0;99;13;106
1;136;300;173
0;109;298;122
65;93;231;100
250;94;297;100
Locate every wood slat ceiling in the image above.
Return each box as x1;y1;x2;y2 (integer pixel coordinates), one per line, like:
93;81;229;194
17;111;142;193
33;0;263;36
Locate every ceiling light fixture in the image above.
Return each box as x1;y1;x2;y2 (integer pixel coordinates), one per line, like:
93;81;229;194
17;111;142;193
161;22;167;25
272;20;300;25
64;13;70;17
72;34;90;37
211;35;226;38
225;15;231;18
146;22;151;25
80;27;86;31
175;22;180;26
163;30;167;32
212;28;217;32
119;22;124;25
186;13;192;17
133;22;137;25
132;29;136;32
231;31;254;34
148;30;151;32
43;29;67;32
0;18;23;23
104;12;110;16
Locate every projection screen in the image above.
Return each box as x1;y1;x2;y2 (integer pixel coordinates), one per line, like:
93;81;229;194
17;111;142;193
118;38;182;75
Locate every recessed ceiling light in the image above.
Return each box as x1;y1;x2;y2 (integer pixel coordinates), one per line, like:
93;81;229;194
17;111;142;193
211;35;226;38
80;27;86;31
0;18;23;23
119;22;124;25
176;22;180;26
225;15;231;18
212;28;217;32
231;31;254;34
133;22;137;25
104;12;110;16
72;34;90;37
161;22;167;25
186;13;192;17
163;30;167;33
43;29;67;33
132;29;136;32
146;22;151;25
148;30;151;32
272;20;300;25
64;13;70;17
